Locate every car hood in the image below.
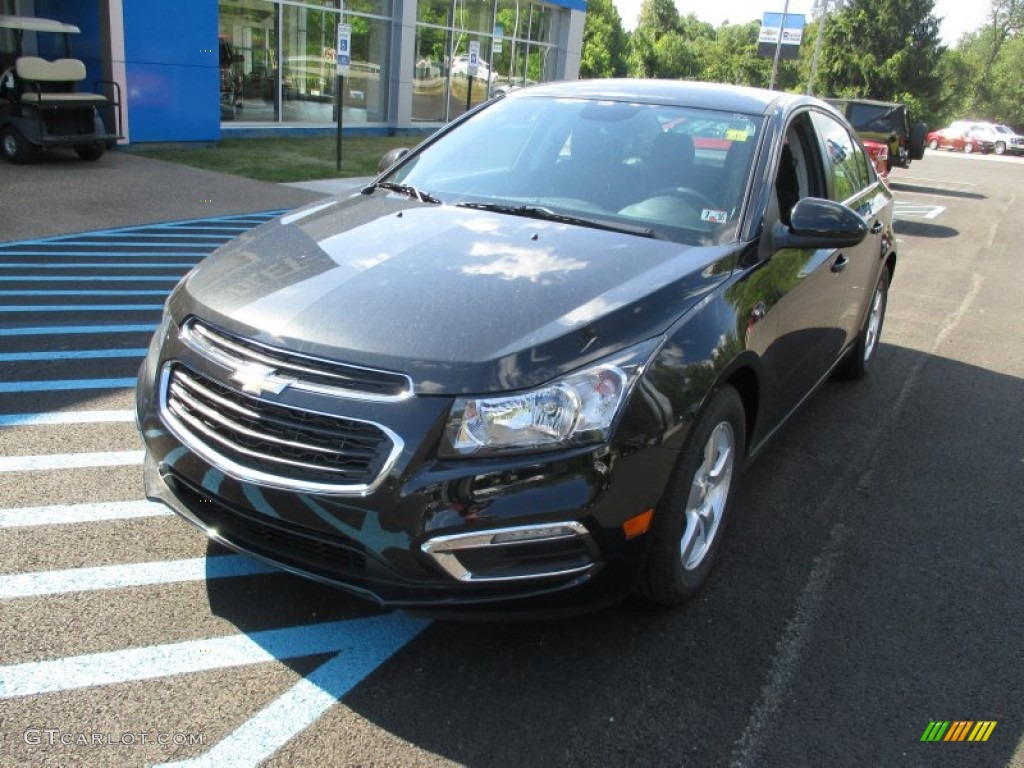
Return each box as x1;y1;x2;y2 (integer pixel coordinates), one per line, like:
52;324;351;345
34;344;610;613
173;194;735;394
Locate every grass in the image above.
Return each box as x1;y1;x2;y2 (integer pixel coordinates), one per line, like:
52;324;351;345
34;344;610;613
129;134;423;183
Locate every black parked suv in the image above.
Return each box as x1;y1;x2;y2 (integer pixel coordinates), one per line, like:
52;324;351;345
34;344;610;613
827;98;927;172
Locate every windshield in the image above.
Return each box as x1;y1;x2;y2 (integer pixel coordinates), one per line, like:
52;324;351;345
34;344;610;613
386;95;763;245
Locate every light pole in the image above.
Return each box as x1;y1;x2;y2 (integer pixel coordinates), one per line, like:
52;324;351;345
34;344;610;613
807;0;846;95
768;0;791;91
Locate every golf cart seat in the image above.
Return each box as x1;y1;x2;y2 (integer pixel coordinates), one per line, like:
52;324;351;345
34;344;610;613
10;56;108;105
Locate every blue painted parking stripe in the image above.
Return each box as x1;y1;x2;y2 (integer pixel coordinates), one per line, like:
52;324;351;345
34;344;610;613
0;290;170;296
0;614;428;699
0;499;170;528
0;378;137;393
0;349;147;362
0;250;207;257
0;410;135;427
0;304;163;312
0;324;157;336
0;276;181;282
0;451;143;473
0;211;284;247
0;555;278;599
0;262;199;269
155;619;430;768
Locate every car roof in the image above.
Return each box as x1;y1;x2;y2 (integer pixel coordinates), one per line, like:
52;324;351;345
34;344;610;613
510;79;811;117
826;97;903;109
0;14;80;33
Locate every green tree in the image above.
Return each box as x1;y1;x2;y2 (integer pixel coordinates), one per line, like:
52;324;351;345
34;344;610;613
694;22;772;87
817;0;944;115
627;0;680;76
579;0;628;78
935;0;1024;128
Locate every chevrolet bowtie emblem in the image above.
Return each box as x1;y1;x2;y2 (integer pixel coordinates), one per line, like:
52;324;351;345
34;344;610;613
230;362;295;396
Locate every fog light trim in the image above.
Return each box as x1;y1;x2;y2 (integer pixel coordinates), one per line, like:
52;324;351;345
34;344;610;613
421;522;594;582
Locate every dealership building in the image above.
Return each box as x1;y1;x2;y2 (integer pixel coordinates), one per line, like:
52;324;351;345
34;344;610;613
1;0;585;144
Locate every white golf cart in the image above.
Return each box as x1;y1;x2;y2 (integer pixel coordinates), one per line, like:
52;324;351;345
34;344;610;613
0;14;122;163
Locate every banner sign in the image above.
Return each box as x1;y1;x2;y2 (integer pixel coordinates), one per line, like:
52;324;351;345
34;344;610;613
757;13;805;59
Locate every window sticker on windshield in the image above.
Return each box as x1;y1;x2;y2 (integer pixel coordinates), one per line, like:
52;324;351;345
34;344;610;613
725;129;749;142
701;209;729;224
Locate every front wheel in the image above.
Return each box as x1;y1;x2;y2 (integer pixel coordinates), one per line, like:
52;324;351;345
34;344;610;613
835;268;890;380
928;138;939;150
994;142;1006;155
635;385;746;606
963;142;974;154
1;125;36;164
75;142;105;161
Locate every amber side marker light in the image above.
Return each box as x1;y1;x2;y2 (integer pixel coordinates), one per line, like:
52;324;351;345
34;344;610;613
622;509;654;540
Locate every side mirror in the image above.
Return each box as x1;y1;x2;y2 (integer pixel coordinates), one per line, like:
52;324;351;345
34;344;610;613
378;147;410;174
772;198;868;251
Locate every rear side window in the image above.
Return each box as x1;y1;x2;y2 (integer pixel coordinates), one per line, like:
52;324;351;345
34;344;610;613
810;112;871;201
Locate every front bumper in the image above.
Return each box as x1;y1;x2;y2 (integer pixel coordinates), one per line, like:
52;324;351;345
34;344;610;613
137;348;678;614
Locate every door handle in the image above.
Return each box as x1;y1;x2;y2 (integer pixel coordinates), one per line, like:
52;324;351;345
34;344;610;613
831;254;849;273
870;220;883;234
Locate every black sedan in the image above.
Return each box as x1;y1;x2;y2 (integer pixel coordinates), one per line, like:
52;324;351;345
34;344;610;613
136;79;895;616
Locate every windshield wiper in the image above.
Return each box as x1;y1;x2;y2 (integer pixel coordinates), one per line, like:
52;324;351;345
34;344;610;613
455;202;665;239
362;181;441;204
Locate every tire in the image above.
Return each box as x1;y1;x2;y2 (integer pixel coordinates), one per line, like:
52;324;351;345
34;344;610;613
963;142;974;154
994;142;1006;155
75;143;105;161
635;385;746;606
928;138;939;150
835;267;890;380
909;122;928;160
1;125;37;164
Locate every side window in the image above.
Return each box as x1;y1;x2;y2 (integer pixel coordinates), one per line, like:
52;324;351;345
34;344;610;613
810;112;870;202
774;113;825;227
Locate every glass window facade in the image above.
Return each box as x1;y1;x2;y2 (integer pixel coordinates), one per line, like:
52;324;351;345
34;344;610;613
218;0;571;128
413;0;562;123
219;0;391;125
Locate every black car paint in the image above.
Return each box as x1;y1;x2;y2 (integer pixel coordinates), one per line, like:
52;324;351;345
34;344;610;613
136;80;895;613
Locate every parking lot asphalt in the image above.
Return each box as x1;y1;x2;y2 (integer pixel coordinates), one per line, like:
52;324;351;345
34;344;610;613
0;150;1021;767
0;149;365;243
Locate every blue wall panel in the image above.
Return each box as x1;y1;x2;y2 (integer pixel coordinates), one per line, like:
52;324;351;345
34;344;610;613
122;0;220;142
32;0;102;85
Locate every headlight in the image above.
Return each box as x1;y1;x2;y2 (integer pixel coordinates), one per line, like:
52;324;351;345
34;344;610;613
444;340;657;456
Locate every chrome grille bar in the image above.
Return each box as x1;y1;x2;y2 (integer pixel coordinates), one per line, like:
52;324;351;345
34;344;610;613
159;364;404;496
181;319;413;402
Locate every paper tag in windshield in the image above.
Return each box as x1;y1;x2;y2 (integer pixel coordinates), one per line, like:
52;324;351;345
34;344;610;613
701;209;729;224
725;129;749;142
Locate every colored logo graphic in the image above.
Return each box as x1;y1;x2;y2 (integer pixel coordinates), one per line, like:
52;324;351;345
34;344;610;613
921;721;997;742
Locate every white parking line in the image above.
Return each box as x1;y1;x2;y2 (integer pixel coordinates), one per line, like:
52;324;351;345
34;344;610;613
0;555;278;599
0;614;427;699
897;174;977;186
0;499;170;528
0;451;144;473
155;620;429;768
893;203;946;219
0;410;136;427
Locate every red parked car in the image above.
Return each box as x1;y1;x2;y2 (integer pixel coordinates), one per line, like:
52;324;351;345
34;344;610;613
861;138;890;183
926;123;994;154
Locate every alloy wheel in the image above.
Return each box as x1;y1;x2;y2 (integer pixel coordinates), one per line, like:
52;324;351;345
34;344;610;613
680;422;735;571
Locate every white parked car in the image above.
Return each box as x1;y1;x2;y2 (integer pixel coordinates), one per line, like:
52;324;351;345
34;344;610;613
987;124;1024;156
946;120;1024;156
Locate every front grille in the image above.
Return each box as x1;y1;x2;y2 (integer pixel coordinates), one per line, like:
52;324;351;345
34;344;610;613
181;319;412;401
161;363;402;493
